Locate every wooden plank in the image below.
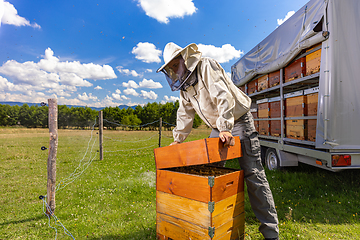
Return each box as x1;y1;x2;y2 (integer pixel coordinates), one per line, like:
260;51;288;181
213;213;245;240
284;57;306;82
306;44;321;76
259;120;270;136
247;79;258;94
269;101;281;118
156;212;209;240
286;120;306;140
206;137;242;164
269;70;280;88
258;102;269;118
156;191;211;228
212;170;244;202
257;75;269;92
270;120;281;137
154;139;208;169
306;93;318;116
212;192;244;228
307;119;317;141
156;169;211;203
285;96;306;117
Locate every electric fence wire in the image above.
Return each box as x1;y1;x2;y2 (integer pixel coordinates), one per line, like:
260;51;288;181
104;119;160;128
103;133;158;142
104;144;158;153
40;118;98;239
41;196;75;240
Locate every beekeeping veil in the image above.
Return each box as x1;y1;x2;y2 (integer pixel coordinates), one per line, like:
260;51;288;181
157;42;202;91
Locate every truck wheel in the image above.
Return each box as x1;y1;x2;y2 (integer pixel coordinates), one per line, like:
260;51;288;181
265;148;280;170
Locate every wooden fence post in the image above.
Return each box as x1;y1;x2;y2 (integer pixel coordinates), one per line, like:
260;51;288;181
99;111;103;160
47;98;58;214
159;117;162;148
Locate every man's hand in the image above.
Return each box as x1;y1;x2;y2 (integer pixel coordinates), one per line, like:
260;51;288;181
170;141;180;146
219;131;235;147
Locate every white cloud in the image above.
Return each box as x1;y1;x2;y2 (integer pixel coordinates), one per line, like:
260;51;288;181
0;0;41;28
132;42;162;63
0;48;117;99
277;11;295;26
116;66;141;77
0;76;15;92
123;88;139;97
94;86;102;90
140;90;157;100
162;95;179;104
197;44;243;63
38;48;117;80
122;80;139;89
137;0;197;24
145;69;153;73
78;92;98;101
139;78;163;89
115;89;121;94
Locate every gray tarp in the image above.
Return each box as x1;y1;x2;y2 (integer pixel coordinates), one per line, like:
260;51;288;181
231;0;327;87
232;0;360;150
316;0;360;149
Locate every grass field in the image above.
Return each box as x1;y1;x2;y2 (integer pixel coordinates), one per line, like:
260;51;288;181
0;126;359;239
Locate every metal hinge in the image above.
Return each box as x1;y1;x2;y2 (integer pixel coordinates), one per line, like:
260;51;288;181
208;227;215;238
208;201;215;213
208;176;215;187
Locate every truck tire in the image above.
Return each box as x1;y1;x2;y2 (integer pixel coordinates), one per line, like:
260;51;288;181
265;148;280;170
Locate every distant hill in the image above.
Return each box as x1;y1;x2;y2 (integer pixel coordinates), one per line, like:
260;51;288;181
0;102;136;111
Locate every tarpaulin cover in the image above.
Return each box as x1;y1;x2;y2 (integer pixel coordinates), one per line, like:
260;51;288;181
232;0;360;150
231;0;327;87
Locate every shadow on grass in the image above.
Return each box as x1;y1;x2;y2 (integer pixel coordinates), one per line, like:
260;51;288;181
0;215;44;226
88;231;155;240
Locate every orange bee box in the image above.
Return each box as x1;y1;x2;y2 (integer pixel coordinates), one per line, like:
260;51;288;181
306;44;321;76
286;119;306;140
269;70;280;88
154;138;245;240
257;74;269;92
247;78;258;94
257;98;269;118
304;87;319;116
284;57;306;83
285;90;306;117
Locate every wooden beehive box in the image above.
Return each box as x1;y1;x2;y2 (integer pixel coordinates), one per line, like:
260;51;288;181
154;138;245;240
284;57;306;83
286;120;306;140
304;87;319;141
239;85;247;94
250;108;258;119
304;87;319;116
254;120;259;133
257;74;269;92
269;70;280;88
269;97;282;137
257;98;269;118
259;120;270;136
284;90;306;117
306;44;321;76
247;78;258;94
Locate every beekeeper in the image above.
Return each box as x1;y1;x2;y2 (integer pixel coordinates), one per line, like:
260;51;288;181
157;42;279;240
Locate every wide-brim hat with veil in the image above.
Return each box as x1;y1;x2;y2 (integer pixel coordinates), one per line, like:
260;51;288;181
157;42;202;91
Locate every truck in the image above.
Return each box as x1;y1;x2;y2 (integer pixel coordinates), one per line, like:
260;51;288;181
231;0;360;171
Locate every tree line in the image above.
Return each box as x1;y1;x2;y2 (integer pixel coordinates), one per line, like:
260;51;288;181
0;102;203;130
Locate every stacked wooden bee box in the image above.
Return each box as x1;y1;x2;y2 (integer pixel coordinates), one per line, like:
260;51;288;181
154;138;245;240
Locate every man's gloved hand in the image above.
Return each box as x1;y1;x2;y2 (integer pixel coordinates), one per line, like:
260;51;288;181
219;131;235;147
170;141;180;146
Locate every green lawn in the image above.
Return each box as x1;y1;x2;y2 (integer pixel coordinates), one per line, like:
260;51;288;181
0;127;359;239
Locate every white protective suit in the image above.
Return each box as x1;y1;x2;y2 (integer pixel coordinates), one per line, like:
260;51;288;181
172;46;251;142
158;42;279;239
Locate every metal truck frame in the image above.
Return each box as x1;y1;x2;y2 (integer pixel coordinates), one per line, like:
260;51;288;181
231;0;360;171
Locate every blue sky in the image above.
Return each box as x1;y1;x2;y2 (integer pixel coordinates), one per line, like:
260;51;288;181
0;0;309;107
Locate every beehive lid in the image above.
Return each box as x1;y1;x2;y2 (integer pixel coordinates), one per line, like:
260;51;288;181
154;137;241;169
